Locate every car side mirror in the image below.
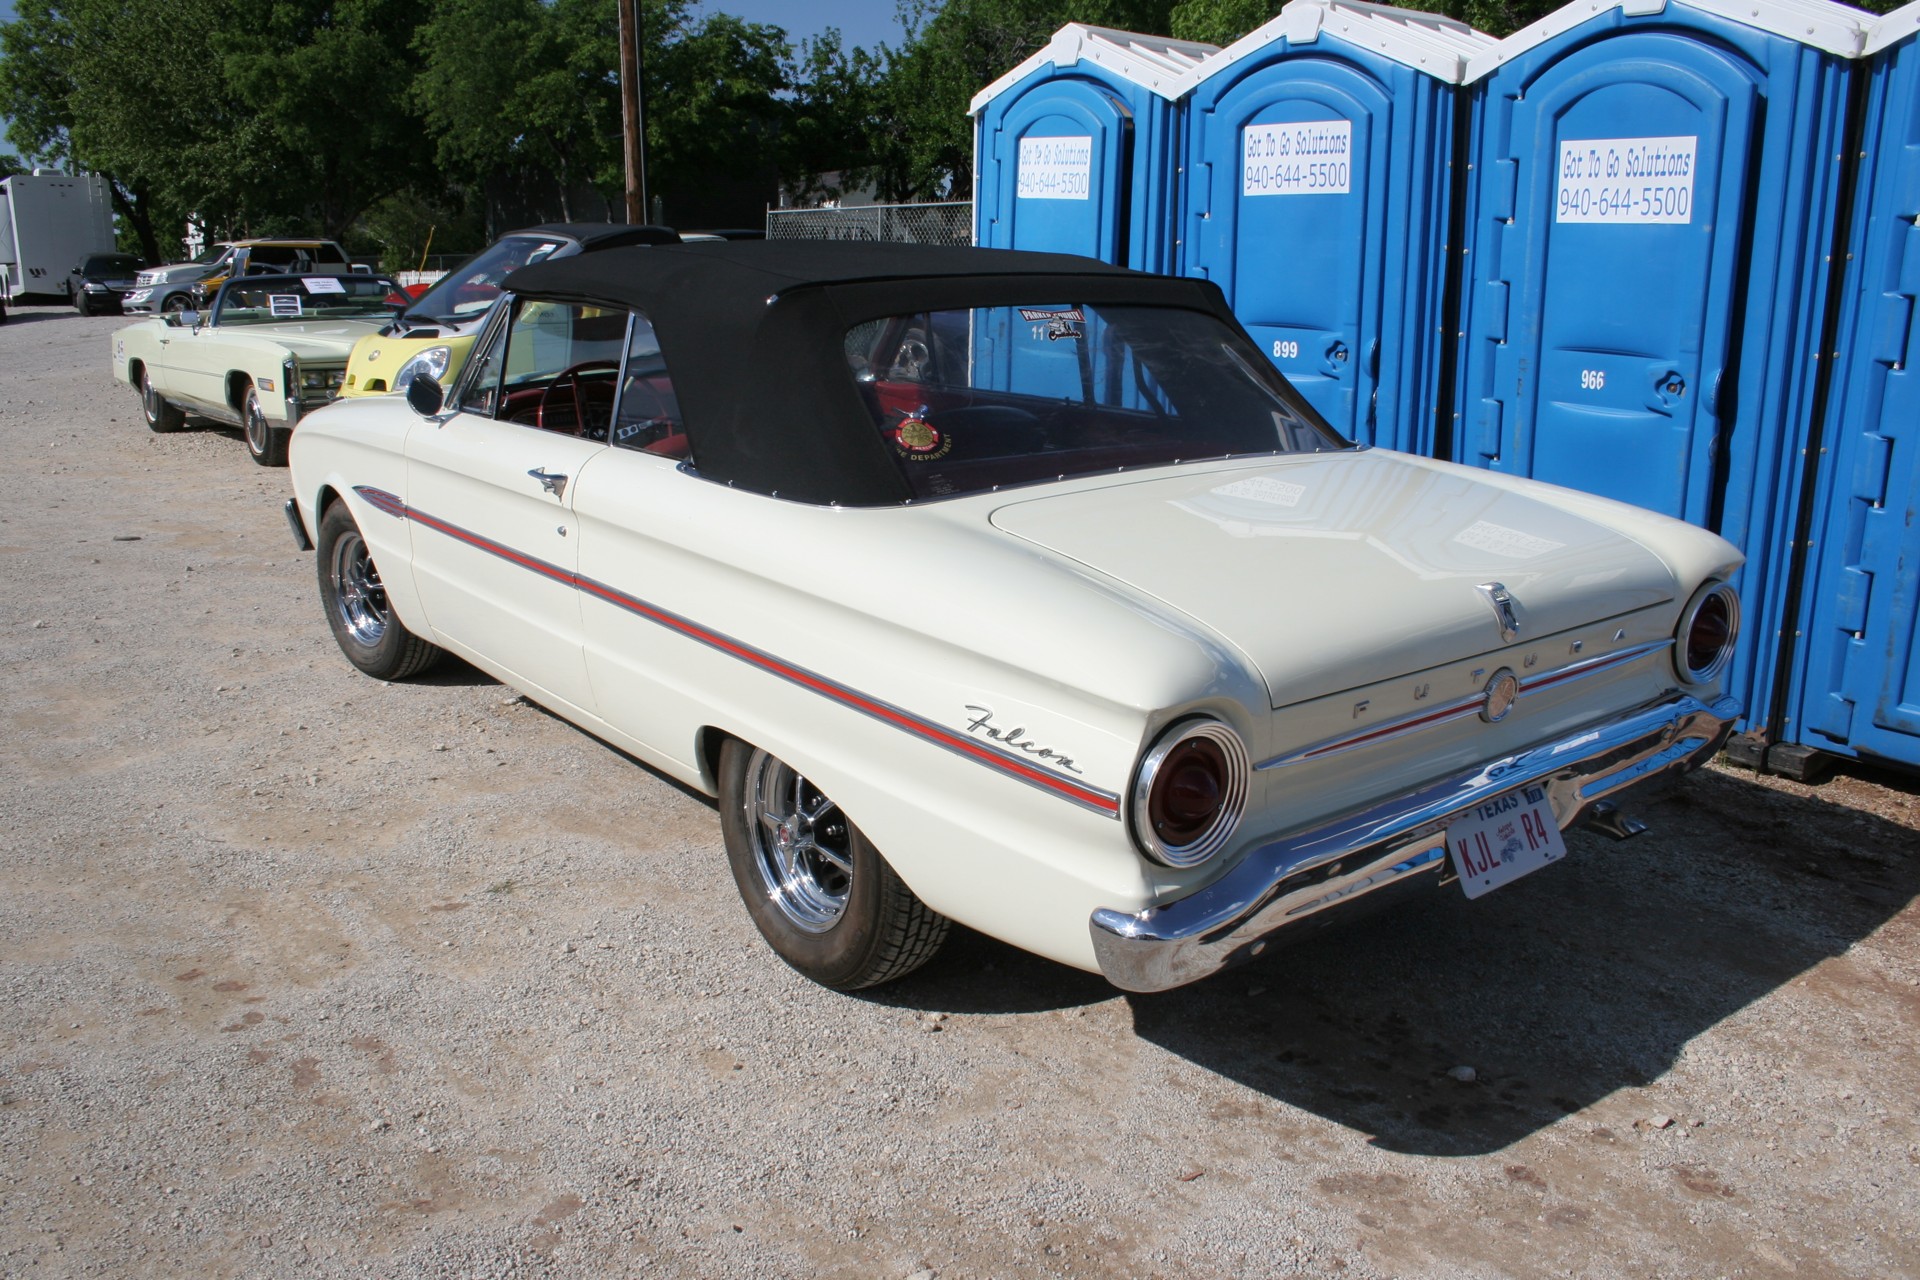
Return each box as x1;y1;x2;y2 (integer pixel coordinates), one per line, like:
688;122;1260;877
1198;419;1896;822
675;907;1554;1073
405;371;446;417
180;310;201;330
70;267;82;276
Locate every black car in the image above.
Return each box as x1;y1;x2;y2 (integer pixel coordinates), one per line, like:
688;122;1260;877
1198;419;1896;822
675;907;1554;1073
71;252;147;315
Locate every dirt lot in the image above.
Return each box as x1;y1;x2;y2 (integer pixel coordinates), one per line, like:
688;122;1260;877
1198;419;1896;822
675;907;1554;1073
1;303;1917;1279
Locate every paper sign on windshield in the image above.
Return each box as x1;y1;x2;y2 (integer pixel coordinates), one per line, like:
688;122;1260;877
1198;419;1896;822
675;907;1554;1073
302;277;346;294
269;295;303;317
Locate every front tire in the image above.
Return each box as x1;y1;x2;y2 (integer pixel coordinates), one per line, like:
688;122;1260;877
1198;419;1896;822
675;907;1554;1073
316;500;441;680
720;740;949;990
242;385;288;467
140;368;183;433
163;293;191;315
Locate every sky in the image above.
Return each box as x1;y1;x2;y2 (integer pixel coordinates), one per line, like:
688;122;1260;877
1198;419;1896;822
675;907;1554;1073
706;1;911;51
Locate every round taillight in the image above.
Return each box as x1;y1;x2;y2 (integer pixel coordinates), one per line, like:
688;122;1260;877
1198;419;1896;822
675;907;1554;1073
1131;719;1249;869
1676;583;1740;684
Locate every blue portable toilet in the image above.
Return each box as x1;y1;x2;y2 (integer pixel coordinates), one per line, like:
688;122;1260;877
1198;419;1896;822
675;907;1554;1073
1180;0;1493;452
1452;0;1869;729
1778;2;1920;775
972;25;1216;274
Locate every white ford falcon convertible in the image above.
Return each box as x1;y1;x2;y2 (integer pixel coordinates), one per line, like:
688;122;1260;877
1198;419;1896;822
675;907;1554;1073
284;241;1743;992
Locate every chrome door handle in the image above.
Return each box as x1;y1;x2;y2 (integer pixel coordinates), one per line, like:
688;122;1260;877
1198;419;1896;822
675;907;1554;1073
527;468;568;500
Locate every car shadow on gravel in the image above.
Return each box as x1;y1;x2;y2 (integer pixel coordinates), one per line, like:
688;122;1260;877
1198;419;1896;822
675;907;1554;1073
1117;764;1920;1155
0;308;82;325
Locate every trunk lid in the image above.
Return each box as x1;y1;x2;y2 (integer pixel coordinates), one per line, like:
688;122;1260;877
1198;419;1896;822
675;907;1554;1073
989;453;1678;709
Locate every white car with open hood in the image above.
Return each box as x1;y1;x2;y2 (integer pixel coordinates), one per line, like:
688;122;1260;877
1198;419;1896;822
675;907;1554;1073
283;241;1743;993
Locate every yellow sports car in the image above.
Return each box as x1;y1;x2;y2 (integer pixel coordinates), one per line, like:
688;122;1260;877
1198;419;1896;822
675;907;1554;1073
341;223;679;397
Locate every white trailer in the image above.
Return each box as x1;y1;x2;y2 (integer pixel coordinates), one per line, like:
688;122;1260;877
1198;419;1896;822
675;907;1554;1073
0;172;117;303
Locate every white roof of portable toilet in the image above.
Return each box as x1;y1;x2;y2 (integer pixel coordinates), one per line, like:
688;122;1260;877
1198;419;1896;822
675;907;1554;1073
1174;0;1497;90
969;24;1219;114
1465;0;1870;80
1865;0;1920;55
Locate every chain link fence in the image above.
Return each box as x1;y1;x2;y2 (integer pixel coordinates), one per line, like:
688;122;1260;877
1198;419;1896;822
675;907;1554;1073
765;201;973;247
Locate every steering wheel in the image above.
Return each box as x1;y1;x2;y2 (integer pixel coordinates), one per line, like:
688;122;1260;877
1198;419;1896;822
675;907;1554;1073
537;360;619;435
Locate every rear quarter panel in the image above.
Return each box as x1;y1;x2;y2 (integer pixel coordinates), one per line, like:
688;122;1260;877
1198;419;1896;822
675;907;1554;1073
569;457;1271;971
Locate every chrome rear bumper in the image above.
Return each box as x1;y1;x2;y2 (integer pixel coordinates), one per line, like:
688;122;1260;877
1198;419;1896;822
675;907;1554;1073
1089;692;1739;993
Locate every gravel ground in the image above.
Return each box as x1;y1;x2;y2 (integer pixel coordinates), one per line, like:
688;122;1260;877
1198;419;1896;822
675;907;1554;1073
2;302;1918;1279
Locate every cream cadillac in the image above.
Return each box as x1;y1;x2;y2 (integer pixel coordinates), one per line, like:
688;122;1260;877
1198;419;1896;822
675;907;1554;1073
113;273;403;466
284;242;1743;993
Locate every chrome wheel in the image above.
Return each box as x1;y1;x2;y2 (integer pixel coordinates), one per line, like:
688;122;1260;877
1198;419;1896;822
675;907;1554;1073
740;749;853;933
244;390;269;455
141;368;182;432
328;528;389;647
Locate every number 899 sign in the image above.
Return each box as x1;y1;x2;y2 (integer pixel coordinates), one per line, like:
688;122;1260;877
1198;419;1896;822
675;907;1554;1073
1447;784;1568;899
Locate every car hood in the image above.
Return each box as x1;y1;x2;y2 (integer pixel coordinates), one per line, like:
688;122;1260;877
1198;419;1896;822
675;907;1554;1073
139;262;213;284
988;452;1680;709
216;320;388;357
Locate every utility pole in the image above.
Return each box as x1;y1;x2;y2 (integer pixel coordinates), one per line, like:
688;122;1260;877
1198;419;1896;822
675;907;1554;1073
617;0;650;224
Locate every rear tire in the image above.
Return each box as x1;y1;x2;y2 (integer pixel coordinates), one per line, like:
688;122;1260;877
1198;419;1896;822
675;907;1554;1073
720;739;949;990
316;500;441;680
140;368;183;433
242;385;288;467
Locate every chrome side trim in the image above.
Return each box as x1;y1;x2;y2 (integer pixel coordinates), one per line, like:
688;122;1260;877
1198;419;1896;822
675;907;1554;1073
1090;691;1739;993
1256;641;1672;771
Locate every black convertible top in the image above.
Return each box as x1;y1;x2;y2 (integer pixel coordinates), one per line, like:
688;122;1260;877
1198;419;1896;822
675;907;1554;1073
504;240;1245;506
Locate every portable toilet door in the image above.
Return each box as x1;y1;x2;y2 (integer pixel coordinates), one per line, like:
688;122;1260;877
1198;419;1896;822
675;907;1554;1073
1179;0;1493;452
1453;0;1869;728
1782;2;1920;774
972;25;1215;273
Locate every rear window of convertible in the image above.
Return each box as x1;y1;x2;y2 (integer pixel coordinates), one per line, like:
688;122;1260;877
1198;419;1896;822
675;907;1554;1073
844;303;1347;501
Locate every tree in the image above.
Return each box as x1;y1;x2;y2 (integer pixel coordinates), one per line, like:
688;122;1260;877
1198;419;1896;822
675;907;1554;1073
217;0;436;239
414;0;657;223
1167;0;1273;44
646;11;790;216
784;29;892;203
0;0;232;261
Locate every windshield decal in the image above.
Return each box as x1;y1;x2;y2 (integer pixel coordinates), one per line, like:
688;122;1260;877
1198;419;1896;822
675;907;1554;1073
268;295;302;317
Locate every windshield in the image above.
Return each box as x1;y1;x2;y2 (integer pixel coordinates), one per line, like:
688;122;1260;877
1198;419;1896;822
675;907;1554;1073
213;275;402;326
846;302;1347;501
85;255;142;274
191;244;232;266
404;234;576;326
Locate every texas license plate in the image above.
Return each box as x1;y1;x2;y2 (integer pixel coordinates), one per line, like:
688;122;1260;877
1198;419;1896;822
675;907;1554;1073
1446;783;1567;899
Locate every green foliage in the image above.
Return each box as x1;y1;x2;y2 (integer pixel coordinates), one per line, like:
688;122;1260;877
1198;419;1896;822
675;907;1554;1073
647;11;791;200
412;0;632;216
1168;0;1276;45
784;29;891;202
217;0;433;238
